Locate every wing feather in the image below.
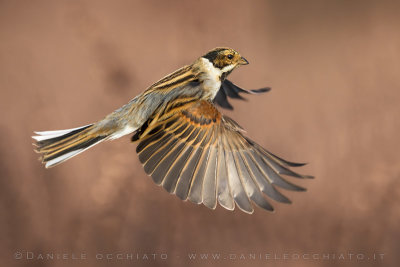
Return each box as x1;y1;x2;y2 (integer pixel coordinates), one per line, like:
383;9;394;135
160;125;197;192
188;146;210;204
174;128;207;199
214;79;271;110
202;146;218;209
234;151;274;211
251;140;313;178
175;146;203;200
224;136;253;213
143;137;179;181
240;151;292;203
137;132;170;163
187;130;215;203
216;130;235;210
251;149;306;191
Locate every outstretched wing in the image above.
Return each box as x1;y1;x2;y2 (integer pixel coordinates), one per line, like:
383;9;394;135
133;100;312;213
214;79;271;110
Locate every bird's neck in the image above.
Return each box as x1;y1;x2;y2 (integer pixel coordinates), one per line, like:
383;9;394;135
197;57;224;100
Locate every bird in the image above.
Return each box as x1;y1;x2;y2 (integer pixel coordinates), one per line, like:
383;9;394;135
33;47;313;214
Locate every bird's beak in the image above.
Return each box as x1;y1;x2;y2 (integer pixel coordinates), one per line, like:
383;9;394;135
238;56;249;65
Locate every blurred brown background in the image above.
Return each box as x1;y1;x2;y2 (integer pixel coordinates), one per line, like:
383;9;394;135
1;0;399;266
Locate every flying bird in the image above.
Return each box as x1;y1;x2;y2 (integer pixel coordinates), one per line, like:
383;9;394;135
33;47;312;214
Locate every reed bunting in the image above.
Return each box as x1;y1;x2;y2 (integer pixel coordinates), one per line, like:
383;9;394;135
33;47;312;214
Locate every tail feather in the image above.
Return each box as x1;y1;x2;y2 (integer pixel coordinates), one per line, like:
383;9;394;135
33;124;108;168
33;124;93;141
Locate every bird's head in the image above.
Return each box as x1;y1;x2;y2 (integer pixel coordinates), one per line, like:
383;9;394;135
202;47;249;73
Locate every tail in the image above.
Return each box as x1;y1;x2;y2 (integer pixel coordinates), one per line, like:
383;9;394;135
33;124;109;168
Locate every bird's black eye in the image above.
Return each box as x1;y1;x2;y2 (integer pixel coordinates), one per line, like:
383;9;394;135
227;54;233;59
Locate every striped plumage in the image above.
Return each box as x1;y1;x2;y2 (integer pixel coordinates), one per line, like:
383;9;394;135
33;47;312;213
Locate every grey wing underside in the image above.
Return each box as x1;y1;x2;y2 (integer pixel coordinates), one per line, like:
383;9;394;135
214;79;271;110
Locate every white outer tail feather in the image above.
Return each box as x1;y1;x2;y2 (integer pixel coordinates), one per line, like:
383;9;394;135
32;124;92;142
